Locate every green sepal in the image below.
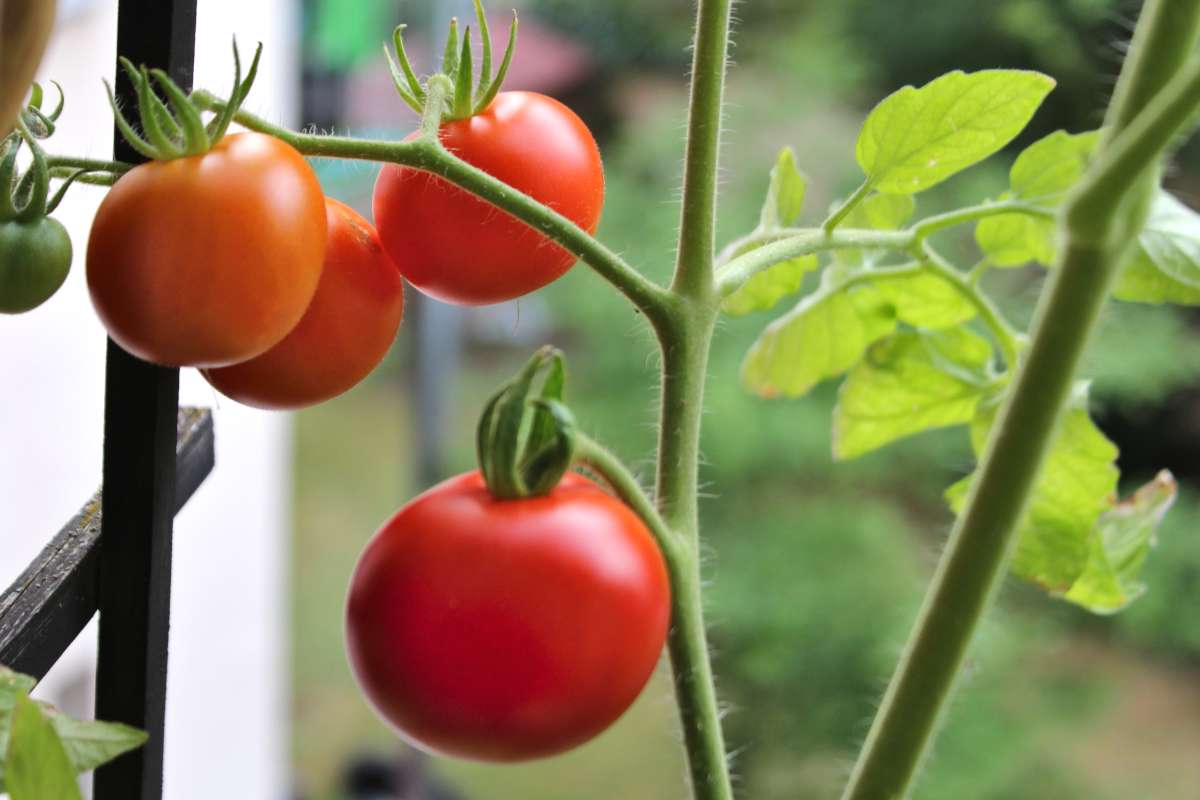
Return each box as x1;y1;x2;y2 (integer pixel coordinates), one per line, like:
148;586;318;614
108;39;262;162
394;1;518;120
476;347;578;499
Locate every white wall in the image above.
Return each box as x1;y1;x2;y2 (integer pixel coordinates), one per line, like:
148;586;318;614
0;1;298;797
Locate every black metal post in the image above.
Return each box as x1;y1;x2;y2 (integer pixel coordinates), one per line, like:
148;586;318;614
94;2;197;798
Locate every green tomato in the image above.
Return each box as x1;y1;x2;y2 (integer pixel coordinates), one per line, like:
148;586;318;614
0;216;71;314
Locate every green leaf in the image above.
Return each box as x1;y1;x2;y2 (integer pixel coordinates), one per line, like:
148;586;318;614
834;193;916;267
5;695;82;800
759;147;806;229
723;254;818;316
873;269;977;329
857;70;1055;194
0;665;147;791
975;130;1097;267
1009;129;1099;201
948;398;1119;593
742;274;896;398
1113;191;1200;305
834;327;993;459
1064;470;1177;614
0;668;35;699
975;213;1055;267
46;712;148;777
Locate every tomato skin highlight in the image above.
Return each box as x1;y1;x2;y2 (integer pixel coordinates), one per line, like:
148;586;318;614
86;132;326;367
201;198;405;409
345;470;670;762
0;217;71;313
372;91;604;306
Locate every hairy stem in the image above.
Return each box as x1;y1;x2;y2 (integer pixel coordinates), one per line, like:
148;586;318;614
654;305;729;800
822;179;872;233
671;0;732;298
573;433;684;563
918;243;1022;366
189;91;670;321
649;0;738;794
716;199;1052;294
842;0;1200;797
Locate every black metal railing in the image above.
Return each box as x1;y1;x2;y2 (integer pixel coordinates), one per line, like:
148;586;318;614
1;1;206;798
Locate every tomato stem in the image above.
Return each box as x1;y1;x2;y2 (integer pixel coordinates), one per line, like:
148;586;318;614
188;92;674;322
821;178;872;234
841;0;1200;796
573;433;684;563
671;0;733;300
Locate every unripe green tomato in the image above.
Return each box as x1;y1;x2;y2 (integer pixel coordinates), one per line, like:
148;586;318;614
0;217;72;313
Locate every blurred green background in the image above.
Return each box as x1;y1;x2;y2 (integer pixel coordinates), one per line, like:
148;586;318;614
292;1;1200;797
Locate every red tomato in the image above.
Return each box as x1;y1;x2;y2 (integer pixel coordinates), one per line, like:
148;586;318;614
372;91;604;305
86;132;326;367
201;198;404;409
345;470;670;761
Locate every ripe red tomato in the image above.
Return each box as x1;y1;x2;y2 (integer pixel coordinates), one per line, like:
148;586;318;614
345;470;670;761
86;132;326;367
372;91;604;306
201;198;404;409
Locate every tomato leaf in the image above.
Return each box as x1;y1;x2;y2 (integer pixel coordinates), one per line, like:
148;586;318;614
0;666;150;793
873;269;977;329
975;211;1055;267
947;396;1119;594
834;327;993;460
44;712;148;779
742;273;896;398
723;255;818;316
1009;129;1100;201
4;694;82;800
974;130;1097;268
759;147;806;229
1064;471;1177;614
857;70;1055;195
1113;191;1200;305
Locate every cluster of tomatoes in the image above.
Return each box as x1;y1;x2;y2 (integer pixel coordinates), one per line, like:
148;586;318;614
83;79;671;761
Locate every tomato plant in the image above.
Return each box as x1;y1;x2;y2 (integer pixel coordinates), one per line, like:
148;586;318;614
22;0;1200;796
202;197;404;409
345;470;670;761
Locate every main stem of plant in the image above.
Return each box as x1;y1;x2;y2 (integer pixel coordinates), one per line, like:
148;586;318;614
841;0;1200;797
653;0;734;795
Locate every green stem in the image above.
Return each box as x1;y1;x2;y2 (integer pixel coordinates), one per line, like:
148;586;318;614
1066;53;1200;243
651;0;738;793
420;75;453;141
189;91;670;322
671;0;733;298
822;179;872;233
912;200;1054;240
716;199;1051;294
716;228;911;295
918;243;1021;366
653;306;730;800
46;155;131;176
842;0;1200;797
573;433;684;564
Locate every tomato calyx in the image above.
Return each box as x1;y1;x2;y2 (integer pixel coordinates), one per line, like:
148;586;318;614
476;345;579;500
386;0;518;123
106;39;262;162
1;99;87;223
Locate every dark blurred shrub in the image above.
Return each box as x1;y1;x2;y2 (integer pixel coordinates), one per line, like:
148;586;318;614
840;0;1122;138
